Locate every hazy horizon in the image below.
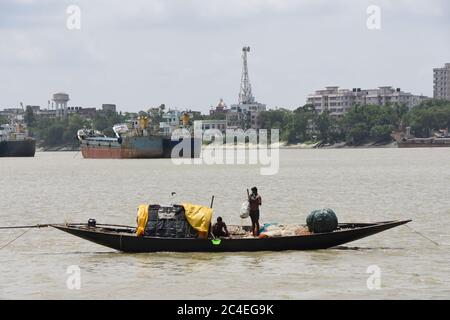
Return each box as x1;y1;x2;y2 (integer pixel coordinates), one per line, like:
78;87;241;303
1;0;449;113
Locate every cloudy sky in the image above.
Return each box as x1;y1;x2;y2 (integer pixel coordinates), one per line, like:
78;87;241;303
1;0;449;113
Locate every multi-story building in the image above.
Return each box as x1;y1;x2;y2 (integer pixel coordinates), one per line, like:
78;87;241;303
228;103;266;130
226;112;245;130
26;105;41;113
433;63;450;101
306;86;429;117
102;104;117;113
36;109;57;118
0;108;24;122
162;109;182;126
193;120;227;133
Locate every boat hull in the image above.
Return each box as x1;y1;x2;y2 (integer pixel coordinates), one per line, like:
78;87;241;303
52;220;411;253
81;136;163;159
0;139;36;157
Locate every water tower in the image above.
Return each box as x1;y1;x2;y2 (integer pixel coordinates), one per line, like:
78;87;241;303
52;92;70;117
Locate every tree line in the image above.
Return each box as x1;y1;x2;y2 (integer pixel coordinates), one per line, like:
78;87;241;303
4;99;449;147
260;99;450;145
23;107;128;148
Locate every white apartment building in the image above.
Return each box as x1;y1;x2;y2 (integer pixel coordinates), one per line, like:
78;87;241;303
433;63;450;101
306;86;429;116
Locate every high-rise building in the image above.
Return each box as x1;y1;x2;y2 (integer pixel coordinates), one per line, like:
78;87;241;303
433;63;450;101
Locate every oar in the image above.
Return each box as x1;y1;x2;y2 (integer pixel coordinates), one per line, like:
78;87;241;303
0;224;52;250
209;195;216;239
0;224;51;230
210;195;215;208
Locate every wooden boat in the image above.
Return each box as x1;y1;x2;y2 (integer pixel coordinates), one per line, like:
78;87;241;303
51;220;411;252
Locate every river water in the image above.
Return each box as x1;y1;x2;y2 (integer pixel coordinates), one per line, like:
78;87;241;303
1;149;449;299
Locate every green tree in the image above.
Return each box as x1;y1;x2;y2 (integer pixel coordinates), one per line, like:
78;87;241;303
93;113;109;132
260;108;293;142
402;100;450;137
347;122;369;144
0;115;8;124
370;124;395;142
44;124;65;146
315;111;333;143
24;106;36;126
340;104;401;144
64;114;89;146
291;105;316;142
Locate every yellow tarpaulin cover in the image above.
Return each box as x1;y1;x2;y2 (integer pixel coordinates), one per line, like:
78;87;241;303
182;203;213;238
136;204;149;236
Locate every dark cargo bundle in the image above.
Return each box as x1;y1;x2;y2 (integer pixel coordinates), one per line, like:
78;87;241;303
307;208;338;233
144;205;199;238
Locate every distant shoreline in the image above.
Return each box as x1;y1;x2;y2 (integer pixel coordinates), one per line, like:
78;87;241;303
37;145;80;152
36;140;398;152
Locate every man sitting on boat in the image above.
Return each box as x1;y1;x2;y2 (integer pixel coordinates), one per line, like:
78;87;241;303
212;217;229;238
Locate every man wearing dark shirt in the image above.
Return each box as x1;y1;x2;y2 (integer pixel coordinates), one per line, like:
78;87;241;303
212;217;229;237
248;186;262;236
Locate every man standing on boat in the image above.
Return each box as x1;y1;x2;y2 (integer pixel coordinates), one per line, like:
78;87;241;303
248;187;262;237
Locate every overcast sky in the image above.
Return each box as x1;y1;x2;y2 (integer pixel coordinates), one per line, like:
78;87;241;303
1;0;449;113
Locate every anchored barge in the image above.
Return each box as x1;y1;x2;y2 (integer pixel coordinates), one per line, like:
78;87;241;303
0;123;36;157
78;116;200;159
395;128;450;148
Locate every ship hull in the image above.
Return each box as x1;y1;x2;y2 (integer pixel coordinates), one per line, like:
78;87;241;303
81;136;163;159
0;140;36;157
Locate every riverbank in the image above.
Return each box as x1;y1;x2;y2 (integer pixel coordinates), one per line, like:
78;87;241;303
37;145;80;152
281;140;397;149
36;141;398;152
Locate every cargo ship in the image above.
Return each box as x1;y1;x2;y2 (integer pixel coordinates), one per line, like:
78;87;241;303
0;123;36;157
78;115;200;159
394;127;450;148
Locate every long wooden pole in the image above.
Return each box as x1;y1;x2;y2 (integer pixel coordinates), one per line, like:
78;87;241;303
210;195;215;209
0;224;50;230
209;195;216;239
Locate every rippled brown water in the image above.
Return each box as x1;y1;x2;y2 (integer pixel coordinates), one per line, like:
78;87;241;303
1;149;449;299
